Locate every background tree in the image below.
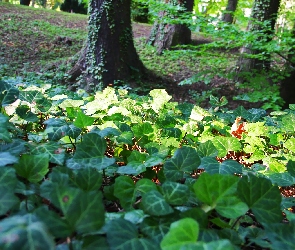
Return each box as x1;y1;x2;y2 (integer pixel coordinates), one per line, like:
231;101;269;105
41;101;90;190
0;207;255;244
147;0;194;55
20;0;31;5
236;0;281;75
132;0;149;23
68;0;145;90
60;0;87;14
221;0;238;24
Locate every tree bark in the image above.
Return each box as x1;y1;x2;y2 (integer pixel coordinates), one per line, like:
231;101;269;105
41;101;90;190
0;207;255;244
236;0;281;76
221;0;238;24
147;0;194;55
20;0;31;6
67;0;145;91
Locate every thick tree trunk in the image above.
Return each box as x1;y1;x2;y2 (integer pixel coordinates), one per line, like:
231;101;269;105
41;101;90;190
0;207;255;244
147;0;194;55
236;0;281;76
221;0;238;24
20;0;31;6
67;0;145;90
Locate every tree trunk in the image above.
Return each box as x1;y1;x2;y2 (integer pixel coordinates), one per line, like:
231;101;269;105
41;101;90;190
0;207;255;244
280;21;295;109
147;0;194;55
20;0;31;5
67;0;145;91
221;0;238;24
236;0;281;76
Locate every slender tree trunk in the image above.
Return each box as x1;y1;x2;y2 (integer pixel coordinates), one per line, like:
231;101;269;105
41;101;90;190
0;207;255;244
221;0;238;24
147;0;194;55
236;0;281;76
67;0;145;91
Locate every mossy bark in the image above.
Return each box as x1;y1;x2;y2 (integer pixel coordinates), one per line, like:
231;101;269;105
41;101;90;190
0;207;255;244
221;0;238;24
147;0;194;55
67;0;145;91
236;0;281;76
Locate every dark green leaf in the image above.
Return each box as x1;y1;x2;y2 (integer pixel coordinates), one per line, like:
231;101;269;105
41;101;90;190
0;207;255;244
197;141;218;157
71;168;103;191
13;153;49;183
199;157;243;174
16;105;39;122
114;176;135;210
0;152;18;166
141;190;174;216
162;181;189;205
164;147;201;181
237;175;283;223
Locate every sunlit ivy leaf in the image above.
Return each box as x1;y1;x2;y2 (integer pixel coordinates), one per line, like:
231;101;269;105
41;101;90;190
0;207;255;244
0;152;18;166
132;122;154;137
162;128;182;138
108;106;131;116
73;109;95;128
71;168;103;191
34;206;72;238
160;218;199;250
282;113;295;132
164;147;201;181
0;168;19;215
284;137;295;153
190;105;211;121
162;181;189;205
59;99;84;109
149;89;172;113
0;214;55;249
19;90;44;103
67;133;115;170
106;218;158;249
237;175;283;223
199;157;243;175
13;153;49;183
212;136;241;157
197;140;218;157
263;223;295;250
16;105;39;122
0;80;19;106
194;173;248;219
181;239;235;250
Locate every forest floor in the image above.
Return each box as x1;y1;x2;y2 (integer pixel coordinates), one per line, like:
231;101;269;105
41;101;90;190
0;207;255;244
0;3;264;110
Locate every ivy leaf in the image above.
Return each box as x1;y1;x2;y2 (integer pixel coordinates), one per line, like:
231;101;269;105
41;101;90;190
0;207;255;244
160;218;199;250
13;153;49;183
16;105;39;122
46;125;70;141
199;157;243;174
197;140;218;157
164;147;201;181
67;124;82;139
141;190;174;216
34;206;72;238
106;218;158;249
19;90;43;103
59;99;84;109
265;172;295;187
237;175;283;223
194;173;248;219
67;133;115;170
31;142;65;165
0;168;19;215
0;152;18;166
116;131;133;144
73;109;95;128
0;80;19;107
263;223;295;250
0;214;55;250
162;181;189;205
114;176;135;210
149;89;172;113
287;160;295;177
71;168;103;191
284;138;295;153
212;136;241;157
282;113;295;132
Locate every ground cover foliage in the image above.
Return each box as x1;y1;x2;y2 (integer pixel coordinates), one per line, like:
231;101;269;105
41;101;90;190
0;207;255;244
1;79;295;249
